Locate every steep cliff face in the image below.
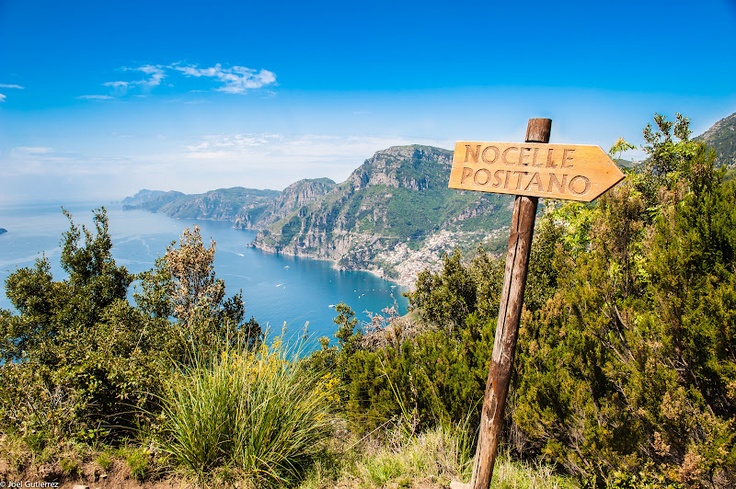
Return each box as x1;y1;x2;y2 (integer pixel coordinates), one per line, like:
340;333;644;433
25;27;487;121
346;145;441;191
233;178;336;230
252;145;512;284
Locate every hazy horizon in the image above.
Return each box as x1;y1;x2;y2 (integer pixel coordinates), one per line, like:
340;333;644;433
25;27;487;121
2;0;735;205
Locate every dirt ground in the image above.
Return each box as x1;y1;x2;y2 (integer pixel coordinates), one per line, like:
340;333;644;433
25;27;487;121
1;458;174;489
1;449;451;489
3;462;450;489
54;479;447;489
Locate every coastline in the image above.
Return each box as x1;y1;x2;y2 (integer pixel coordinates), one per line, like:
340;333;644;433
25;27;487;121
247;237;438;289
248;240;415;289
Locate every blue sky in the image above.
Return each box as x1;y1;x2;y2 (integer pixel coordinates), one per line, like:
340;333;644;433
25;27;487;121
1;0;735;204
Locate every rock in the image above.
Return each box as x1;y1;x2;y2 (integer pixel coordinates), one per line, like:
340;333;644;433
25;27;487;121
252;145;512;284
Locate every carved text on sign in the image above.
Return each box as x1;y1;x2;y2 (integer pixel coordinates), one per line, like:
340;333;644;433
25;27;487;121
449;142;625;202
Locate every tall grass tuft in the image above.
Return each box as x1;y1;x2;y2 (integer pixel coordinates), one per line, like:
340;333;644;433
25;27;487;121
346;423;473;488
336;420;578;489
158;338;337;487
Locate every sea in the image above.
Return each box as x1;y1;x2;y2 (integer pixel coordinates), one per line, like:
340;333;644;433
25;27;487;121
0;201;408;347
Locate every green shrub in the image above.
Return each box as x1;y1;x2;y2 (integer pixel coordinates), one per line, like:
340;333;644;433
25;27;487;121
95;450;114;471
0;209;161;443
118;446;150;480
59;455;81;476
0;211;260;447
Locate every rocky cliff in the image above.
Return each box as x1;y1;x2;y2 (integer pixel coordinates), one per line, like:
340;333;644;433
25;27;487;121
251;145;512;285
233;178;336;230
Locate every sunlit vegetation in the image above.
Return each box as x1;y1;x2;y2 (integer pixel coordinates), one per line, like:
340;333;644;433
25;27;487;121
1;114;734;488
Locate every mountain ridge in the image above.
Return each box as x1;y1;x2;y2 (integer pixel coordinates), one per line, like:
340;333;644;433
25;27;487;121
250;145;512;284
695;111;736;168
233;178;337;230
123;187;280;222
122;145;513;285
123;111;736;285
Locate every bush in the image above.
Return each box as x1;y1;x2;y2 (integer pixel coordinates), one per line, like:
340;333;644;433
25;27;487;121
343;424;575;489
0;210;261;448
0;209;164;443
342;115;736;487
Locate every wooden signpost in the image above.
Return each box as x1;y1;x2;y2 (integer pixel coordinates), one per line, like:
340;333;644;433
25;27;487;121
449;141;624;202
449;119;624;489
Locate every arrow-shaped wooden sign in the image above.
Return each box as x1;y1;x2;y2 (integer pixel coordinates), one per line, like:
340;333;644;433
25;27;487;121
449;141;624;202
448;121;626;489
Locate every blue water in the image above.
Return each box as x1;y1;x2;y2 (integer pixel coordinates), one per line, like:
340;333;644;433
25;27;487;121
0;202;408;344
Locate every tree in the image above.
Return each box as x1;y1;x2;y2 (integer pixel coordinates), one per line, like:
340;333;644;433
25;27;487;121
0;208;162;443
407;249;478;332
0;212;263;446
638;113;701;210
135;226;262;357
610;136;636;163
510;115;736;486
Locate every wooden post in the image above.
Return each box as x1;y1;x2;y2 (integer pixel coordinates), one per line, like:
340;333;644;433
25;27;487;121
461;118;551;489
448;118;624;489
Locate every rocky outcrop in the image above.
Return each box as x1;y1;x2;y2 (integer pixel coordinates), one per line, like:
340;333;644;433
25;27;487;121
234;178;336;230
346;146;444;191
251;145;512;285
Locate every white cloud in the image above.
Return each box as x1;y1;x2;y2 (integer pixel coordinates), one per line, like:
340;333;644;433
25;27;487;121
94;63;274;99
6;146;131;177
102;81;130;88
185;133;283;153
173;63;277;93
0;83;23;102
77;94;115;100
104;65;165;95
10;146;54;155
135;64;166;88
